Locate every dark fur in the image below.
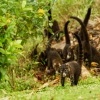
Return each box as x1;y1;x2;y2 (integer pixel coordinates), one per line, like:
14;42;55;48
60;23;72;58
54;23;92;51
45;36;63;75
47;48;63;74
38;51;47;71
70;16;100;68
70;16;92;69
60;33;82;86
38;33;62;71
62;21;74;62
79;7;91;41
71;7;91;65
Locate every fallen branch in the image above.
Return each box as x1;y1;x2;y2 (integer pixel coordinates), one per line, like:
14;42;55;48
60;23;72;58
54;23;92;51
38;77;60;90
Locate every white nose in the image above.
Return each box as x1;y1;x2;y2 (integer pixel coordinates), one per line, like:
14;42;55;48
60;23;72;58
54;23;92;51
67;55;70;59
63;72;66;77
56;71;59;75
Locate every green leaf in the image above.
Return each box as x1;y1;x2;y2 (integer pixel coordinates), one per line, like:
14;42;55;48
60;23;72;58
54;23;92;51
0;42;3;47
0;48;5;54
22;0;26;8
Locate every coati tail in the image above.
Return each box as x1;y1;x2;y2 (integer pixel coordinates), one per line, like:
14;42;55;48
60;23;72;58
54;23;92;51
74;33;83;66
70;16;89;43
83;6;91;26
64;21;70;44
79;6;91;41
70;16;92;68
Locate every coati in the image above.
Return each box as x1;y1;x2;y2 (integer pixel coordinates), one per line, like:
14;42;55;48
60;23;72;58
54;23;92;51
37;33;61;71
46;40;63;75
38;31;64;72
60;33;83;86
62;21;74;62
70;16;100;68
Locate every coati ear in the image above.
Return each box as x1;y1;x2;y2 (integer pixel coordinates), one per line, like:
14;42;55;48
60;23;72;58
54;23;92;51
65;63;70;72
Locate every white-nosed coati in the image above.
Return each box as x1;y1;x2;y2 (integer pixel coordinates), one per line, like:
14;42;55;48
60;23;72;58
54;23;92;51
62;21;74;62
70;16;100;69
38;32;63;72
47;48;63;74
60;33;83;86
46;39;63;75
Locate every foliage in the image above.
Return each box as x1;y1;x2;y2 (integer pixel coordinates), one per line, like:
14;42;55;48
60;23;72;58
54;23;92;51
0;0;51;79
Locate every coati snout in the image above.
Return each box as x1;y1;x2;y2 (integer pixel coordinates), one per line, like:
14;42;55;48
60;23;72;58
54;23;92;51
60;64;70;78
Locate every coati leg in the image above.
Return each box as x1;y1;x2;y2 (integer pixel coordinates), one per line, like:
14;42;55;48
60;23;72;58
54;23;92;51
61;77;65;86
74;74;80;85
70;75;74;86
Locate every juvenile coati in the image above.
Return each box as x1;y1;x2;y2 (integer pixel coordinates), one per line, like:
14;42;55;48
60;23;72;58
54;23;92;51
38;33;61;71
62;21;74;62
70;16;100;68
40;34;62;75
60;33;83;86
46;40;63;75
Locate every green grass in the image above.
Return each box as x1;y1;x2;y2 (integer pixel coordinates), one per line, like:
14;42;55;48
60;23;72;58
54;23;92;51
0;77;100;100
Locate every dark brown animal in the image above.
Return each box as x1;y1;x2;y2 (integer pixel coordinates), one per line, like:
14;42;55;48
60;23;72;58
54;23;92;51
60;33;83;86
46;41;63;75
79;6;91;41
